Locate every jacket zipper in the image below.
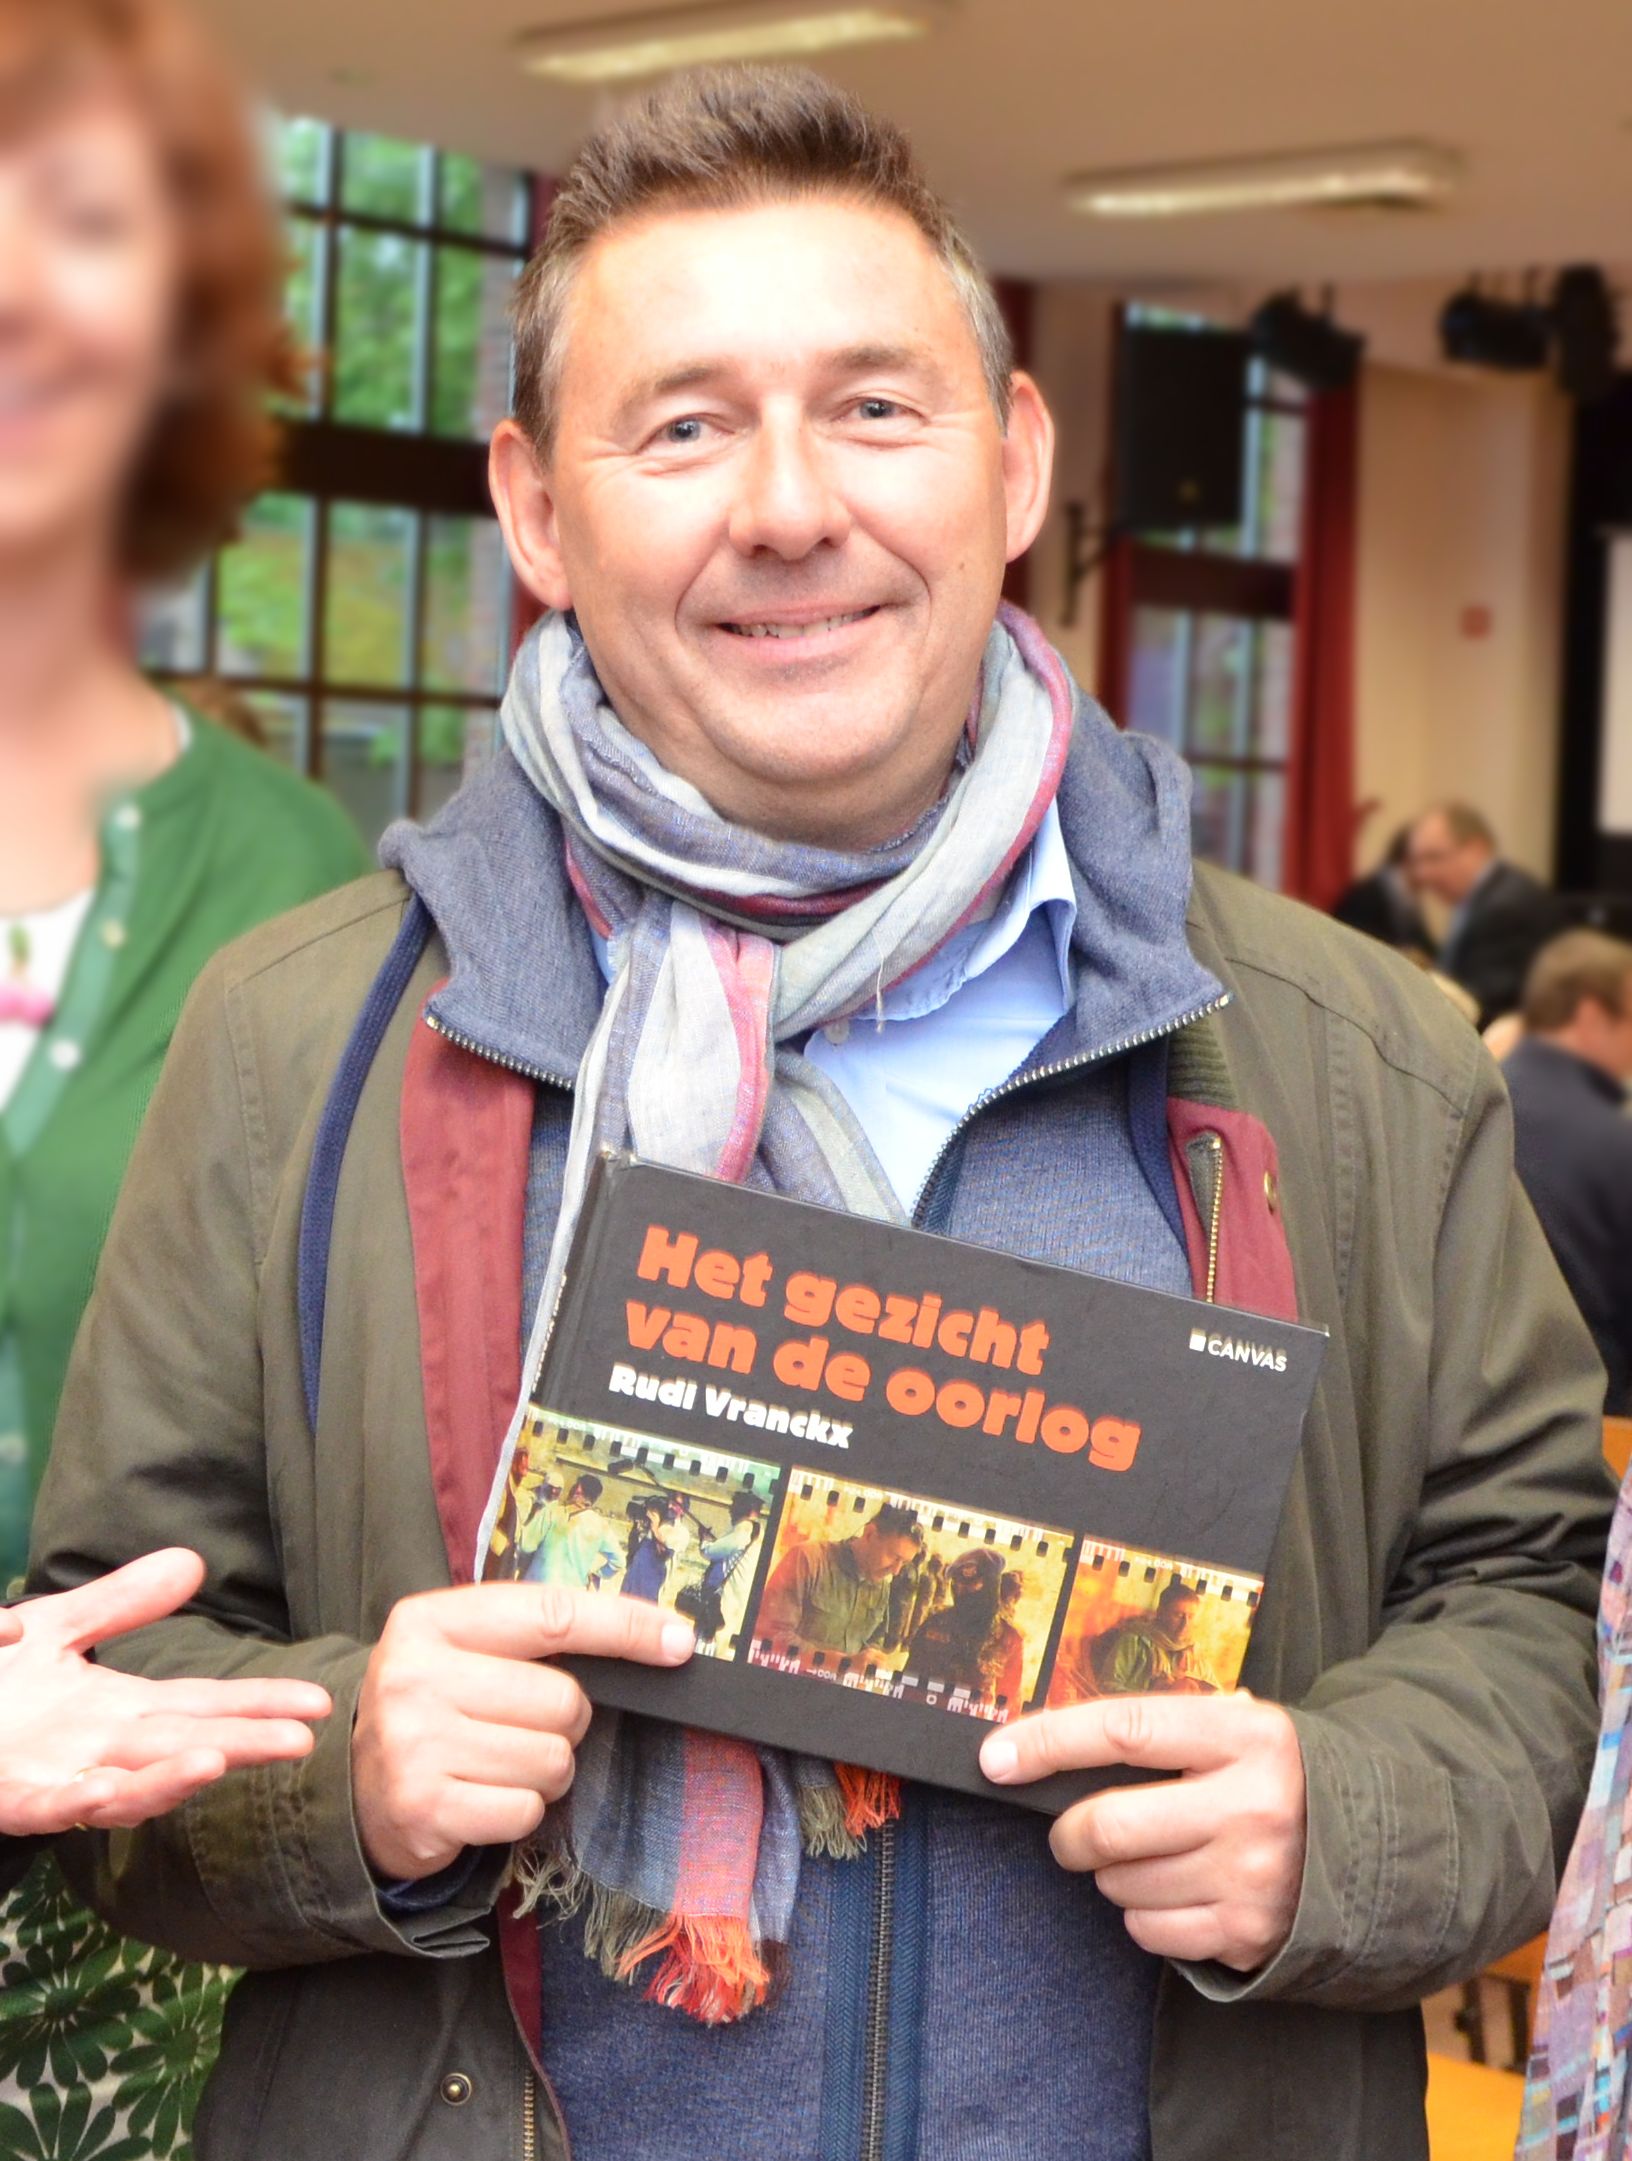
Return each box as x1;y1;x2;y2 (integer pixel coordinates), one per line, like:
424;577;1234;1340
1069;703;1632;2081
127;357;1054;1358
1202;1131;1224;1304
856;991;1228;2157
859;1819;897;2161
910;995;1229;1224
522;2068;538;2161
424;1008;576;1093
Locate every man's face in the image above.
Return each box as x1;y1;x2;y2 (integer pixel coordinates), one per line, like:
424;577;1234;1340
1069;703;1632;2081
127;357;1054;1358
855;1526;919;1582
568;1482;591;1511
491;196;1052;846
1161;1596;1200;1644
948;1555;987;1599
1406;814;1490;903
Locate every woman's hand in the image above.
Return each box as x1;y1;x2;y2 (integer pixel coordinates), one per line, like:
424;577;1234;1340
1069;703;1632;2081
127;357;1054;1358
0;1549;331;1837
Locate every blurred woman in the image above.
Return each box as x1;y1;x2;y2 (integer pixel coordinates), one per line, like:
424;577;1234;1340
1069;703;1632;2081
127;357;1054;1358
0;0;366;2146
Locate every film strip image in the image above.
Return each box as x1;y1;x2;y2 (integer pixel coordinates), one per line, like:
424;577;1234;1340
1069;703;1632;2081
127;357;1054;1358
486;1409;782;1660
1044;1540;1261;1707
746;1470;1073;1724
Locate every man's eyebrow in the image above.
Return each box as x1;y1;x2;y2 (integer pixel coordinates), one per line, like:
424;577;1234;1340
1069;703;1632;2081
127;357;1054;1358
612;342;944;425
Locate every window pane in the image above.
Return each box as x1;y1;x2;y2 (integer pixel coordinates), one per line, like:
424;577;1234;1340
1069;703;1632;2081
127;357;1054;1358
1189;764;1247;874
1251;622;1295;760
438;154;527;242
325;503;415;687
281;215;324;415
418;703;481;819
1189;764;1286;889
424;516;507;692
275;115;328;205
334;228;426;430
432;246;519;438
341;133;427;223
1253;412;1306;563
1244;771;1287;890
139;569;207;673
1126;607;1187;748
1187;615;1253;758
322;701;408;848
216;493;312;678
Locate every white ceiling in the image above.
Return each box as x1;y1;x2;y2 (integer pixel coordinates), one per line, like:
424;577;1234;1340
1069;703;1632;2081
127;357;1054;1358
203;0;1632;289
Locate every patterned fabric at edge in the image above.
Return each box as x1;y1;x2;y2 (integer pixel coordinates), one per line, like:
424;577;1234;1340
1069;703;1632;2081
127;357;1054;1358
1519;1465;1632;2155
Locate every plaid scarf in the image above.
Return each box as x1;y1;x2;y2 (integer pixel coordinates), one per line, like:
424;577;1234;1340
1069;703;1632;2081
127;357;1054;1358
494;602;1073;2022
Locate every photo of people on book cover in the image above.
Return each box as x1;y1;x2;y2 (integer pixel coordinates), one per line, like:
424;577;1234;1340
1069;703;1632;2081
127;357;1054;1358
1044;1540;1261;1705
746;1470;1072;1723
486;1409;782;1659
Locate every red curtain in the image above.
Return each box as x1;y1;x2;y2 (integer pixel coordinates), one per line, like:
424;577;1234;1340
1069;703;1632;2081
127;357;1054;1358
1094;533;1135;723
1283;382;1360;910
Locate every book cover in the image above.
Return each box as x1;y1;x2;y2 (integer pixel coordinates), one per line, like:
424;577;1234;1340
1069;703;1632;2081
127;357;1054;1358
479;1152;1326;1813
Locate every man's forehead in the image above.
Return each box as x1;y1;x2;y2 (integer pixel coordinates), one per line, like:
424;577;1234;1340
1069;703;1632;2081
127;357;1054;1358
560;196;976;406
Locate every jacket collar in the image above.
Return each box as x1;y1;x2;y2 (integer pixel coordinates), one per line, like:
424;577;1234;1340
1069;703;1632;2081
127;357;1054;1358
380;671;1223;1088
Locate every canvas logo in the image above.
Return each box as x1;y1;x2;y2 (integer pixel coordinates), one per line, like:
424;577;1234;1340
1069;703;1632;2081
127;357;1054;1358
1188;1326;1288;1374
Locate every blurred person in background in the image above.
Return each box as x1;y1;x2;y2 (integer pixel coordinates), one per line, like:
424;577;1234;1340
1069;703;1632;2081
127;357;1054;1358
1504;930;1632;1414
0;0;365;2147
1331;820;1431;957
1405;802;1564;1028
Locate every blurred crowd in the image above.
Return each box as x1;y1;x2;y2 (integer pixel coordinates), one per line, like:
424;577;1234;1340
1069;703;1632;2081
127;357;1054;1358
1337;809;1632;1416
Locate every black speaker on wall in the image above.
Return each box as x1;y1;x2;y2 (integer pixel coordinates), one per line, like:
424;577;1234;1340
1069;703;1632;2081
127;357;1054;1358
1113;323;1249;533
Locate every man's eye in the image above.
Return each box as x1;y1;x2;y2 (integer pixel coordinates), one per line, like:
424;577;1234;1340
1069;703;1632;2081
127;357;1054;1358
660;417;707;445
856;398;901;422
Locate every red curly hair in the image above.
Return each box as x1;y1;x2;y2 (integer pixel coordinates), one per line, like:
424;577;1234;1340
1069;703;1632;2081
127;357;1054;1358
0;0;299;577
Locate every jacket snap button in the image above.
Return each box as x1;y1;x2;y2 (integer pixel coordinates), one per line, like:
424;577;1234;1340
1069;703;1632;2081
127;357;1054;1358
1263;1170;1279;1212
439;2073;474;2106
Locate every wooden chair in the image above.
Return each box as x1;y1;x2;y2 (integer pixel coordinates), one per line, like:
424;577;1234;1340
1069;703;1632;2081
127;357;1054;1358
1451;1417;1629;2066
1426;2055;1524;2161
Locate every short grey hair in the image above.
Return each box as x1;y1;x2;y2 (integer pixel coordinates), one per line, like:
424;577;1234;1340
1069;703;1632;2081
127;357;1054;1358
512;65;1013;452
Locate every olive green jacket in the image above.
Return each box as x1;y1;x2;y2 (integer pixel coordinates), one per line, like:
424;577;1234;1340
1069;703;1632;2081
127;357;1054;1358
30;862;1612;2161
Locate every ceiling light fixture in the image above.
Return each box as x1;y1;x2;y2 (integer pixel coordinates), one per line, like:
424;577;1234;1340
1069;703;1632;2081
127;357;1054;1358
518;0;938;84
1065;141;1460;221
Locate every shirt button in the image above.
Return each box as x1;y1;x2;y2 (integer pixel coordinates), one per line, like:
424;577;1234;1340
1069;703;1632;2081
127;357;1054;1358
438;2073;474;2107
0;1432;25;1470
826;1019;850;1045
100;920;127;950
48;1040;82;1071
111;804;142;833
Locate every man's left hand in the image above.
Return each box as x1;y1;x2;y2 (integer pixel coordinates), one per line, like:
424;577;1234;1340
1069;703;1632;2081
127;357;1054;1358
979;1691;1306;1971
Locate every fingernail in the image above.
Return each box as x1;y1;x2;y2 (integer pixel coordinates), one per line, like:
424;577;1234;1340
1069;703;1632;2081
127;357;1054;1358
661;1621;695;1661
981;1737;1018;1782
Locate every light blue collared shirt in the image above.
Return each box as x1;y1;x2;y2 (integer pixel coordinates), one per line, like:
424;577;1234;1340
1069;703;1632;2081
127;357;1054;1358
804;801;1077;1213
586;803;1078;1219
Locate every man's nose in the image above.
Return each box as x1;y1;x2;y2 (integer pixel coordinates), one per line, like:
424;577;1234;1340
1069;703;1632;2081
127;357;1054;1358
727;417;852;561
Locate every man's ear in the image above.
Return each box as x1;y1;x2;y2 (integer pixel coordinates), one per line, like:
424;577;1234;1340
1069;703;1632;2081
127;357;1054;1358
1000;372;1055;564
489;419;572;613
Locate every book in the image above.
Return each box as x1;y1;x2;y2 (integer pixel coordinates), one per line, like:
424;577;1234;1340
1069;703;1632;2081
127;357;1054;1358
479;1151;1326;1813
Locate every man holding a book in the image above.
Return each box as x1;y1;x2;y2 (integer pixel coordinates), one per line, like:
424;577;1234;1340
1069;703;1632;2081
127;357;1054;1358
29;62;1611;2161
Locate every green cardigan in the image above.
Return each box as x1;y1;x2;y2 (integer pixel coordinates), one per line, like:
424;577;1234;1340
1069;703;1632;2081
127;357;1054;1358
0;711;367;1587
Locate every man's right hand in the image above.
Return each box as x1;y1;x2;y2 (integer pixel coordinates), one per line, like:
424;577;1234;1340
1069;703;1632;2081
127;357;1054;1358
352;1584;694;1881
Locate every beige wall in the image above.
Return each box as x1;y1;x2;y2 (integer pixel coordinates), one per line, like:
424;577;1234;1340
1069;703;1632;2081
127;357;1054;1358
1354;367;1569;882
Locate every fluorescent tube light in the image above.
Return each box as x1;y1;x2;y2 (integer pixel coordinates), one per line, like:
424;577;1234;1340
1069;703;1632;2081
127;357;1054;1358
1065;142;1460;221
519;2;936;84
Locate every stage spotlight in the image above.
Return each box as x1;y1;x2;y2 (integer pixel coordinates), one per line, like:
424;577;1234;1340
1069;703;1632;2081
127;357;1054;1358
1438;287;1551;372
1552;266;1619;403
1249;291;1365;391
